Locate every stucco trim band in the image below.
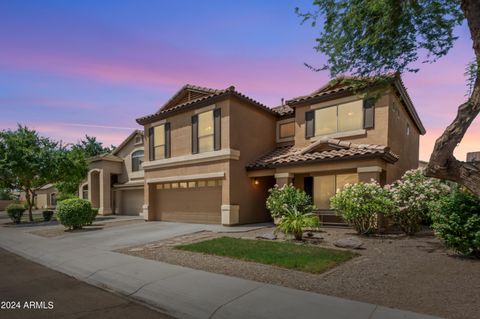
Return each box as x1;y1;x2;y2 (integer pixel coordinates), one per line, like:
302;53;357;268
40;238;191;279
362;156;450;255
357;166;383;173
142;148;240;170
146;171;225;184
274;173;294;178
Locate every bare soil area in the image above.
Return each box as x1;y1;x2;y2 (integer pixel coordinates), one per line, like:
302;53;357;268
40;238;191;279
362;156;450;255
118;227;480;319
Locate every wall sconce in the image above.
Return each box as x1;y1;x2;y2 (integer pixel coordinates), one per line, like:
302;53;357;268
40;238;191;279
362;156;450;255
253;178;259;185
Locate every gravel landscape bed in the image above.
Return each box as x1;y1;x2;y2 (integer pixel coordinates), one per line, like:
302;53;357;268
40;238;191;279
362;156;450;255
118;227;480;319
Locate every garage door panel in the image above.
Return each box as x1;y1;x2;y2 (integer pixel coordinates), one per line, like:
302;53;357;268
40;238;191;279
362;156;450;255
155;186;221;224
119;189;144;215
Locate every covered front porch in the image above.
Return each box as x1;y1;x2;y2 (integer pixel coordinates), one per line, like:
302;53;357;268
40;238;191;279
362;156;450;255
246;138;398;225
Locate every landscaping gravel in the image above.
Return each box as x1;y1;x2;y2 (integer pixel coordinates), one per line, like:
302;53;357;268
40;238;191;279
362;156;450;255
118;227;480;319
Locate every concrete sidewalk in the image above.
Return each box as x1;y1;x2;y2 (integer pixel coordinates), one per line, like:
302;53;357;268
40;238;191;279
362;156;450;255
0;222;442;319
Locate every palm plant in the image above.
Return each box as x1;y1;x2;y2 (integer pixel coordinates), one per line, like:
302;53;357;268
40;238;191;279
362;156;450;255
275;208;319;241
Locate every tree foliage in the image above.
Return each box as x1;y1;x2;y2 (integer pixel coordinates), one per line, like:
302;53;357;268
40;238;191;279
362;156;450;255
297;0;480;196
73;135;114;158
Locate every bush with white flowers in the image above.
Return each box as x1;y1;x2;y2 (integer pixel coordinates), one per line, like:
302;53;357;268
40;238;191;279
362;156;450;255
388;169;451;234
331;181;395;235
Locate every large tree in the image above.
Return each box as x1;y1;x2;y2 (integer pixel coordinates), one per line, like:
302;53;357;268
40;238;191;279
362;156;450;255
73;135;115;158
0;126;87;221
297;1;480;195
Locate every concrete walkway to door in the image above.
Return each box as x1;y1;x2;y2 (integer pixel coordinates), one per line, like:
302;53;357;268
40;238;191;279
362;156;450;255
0;219;441;319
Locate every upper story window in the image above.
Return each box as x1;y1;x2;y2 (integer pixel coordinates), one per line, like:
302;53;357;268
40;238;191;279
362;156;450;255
315;101;363;136
192;108;221;154
306;99;374;139
148;123;171;161
276;120;295;142
198;110;214;152
132;150;144;172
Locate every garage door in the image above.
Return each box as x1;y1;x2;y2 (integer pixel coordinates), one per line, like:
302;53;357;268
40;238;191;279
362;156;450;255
119;189;144;215
155;182;222;224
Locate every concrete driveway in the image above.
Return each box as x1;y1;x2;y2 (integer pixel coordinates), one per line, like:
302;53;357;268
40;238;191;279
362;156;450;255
0;216;440;319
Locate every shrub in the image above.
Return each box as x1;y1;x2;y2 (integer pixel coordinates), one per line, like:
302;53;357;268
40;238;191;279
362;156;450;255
276;210;319;240
266;184;315;219
42;210;54;222
56;192;76;203
431;191;480;257
87;208;98;225
388;169;450;234
331;181;395;235
56;198;92;230
6;203;26;224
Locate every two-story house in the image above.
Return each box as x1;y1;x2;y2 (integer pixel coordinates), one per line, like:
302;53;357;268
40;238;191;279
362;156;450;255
82;74;425;225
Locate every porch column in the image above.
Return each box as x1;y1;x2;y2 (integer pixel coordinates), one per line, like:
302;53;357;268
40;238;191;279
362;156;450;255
98;169;112;215
143;182;155;221
114;189;121;214
274;173;294;187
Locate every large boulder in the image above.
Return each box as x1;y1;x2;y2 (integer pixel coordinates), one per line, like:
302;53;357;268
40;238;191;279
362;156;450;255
333;237;363;249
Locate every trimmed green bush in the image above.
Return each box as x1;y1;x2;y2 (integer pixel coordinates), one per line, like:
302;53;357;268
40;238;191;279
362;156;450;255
87;208;98;225
56;198;92;230
266;184;315;219
6;203;26;224
431;191;480;257
388;169;451;234
42;210;54;222
331;181;395;235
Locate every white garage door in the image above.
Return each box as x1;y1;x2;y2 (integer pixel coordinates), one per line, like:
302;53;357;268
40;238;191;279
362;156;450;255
118;189;144;215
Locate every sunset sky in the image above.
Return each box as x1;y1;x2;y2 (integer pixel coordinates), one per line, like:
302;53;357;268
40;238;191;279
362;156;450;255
1;0;478;161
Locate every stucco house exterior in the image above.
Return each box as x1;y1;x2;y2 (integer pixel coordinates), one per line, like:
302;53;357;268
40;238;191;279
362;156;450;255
84;74;425;225
34;184;58;209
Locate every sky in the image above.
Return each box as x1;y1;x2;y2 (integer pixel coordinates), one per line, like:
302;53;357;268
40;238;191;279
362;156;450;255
0;0;478;161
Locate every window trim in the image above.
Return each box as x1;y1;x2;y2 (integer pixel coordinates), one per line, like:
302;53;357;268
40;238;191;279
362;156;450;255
276;118;295;143
131;149;145;172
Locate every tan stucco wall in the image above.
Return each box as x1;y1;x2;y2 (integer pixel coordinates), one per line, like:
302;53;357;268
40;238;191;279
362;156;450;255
114;134;144;184
228;96;277;224
386;93;420;183
293;93;390;148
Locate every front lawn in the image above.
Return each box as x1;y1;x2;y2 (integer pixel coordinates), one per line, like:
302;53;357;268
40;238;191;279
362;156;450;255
176;237;357;273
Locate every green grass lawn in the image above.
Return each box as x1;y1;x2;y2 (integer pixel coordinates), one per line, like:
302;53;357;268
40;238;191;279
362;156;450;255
176;237;358;274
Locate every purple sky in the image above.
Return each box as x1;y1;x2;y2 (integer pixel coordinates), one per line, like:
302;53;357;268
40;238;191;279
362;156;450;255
0;1;478;161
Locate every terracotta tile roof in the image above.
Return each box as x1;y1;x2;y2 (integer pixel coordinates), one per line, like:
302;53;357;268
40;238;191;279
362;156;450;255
247;138;398;169
137;86;277;124
271;104;294;117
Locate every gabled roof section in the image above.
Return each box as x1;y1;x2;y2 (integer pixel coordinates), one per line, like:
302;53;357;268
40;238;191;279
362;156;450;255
286;74;426;135
112;130;144;156
247;138;398;170
137;85;277;125
271;104;294;117
159;84;223;112
88;153;123;163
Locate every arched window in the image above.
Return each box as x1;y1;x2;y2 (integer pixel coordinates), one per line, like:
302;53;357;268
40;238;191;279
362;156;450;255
132;150;144;172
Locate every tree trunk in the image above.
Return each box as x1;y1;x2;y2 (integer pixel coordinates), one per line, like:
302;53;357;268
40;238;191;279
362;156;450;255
24;189;33;222
425;0;480;196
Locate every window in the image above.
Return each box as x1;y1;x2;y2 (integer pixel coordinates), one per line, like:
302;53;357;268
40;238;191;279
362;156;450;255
131;150;144;172
82;185;88;199
198;110;214;152
155;179;222;190
153;125;165;159
313;173;358;209
278;121;295;139
314;100;363;137
50;193;57;206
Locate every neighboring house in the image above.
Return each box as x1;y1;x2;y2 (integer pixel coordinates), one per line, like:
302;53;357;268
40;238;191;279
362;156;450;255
127;74;425;225
80;130;145;216
466;151;480;162
34;184;58;209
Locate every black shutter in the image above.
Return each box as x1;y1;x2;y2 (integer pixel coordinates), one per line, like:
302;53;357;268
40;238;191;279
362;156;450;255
213;108;221;151
148;127;154;161
191;114;199;154
305;110;315;138
165;122;171;158
363;98;375;129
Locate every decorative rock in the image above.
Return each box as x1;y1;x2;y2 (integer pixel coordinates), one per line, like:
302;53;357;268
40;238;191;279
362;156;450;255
333;237;364;249
256;232;277;240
